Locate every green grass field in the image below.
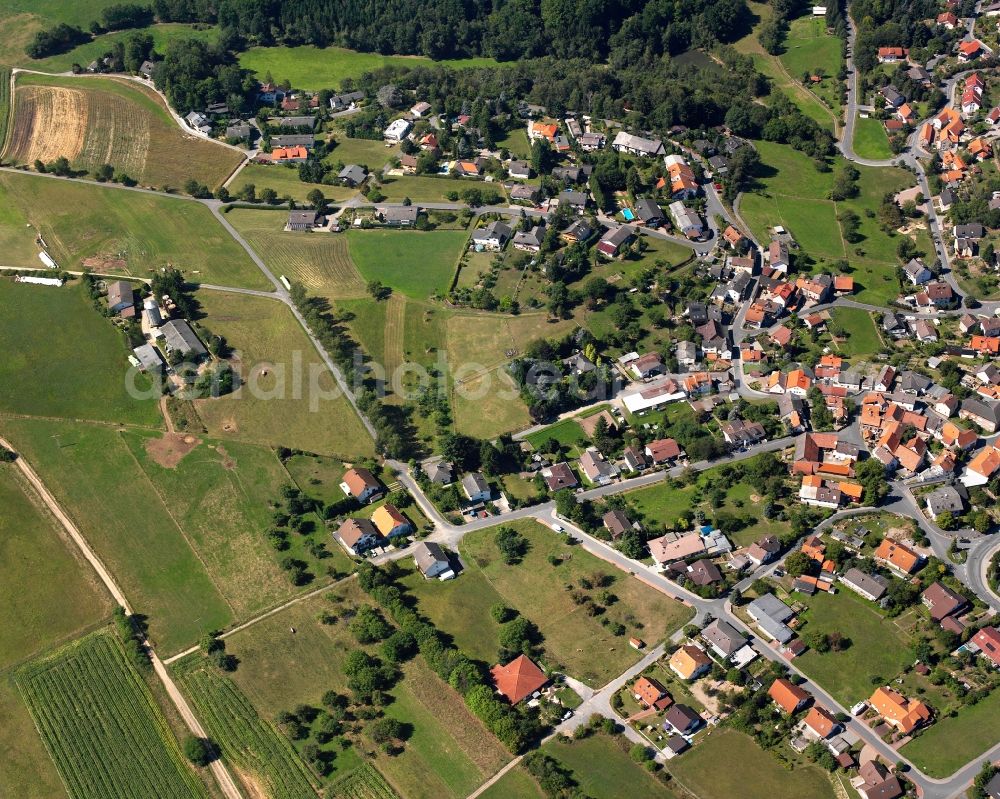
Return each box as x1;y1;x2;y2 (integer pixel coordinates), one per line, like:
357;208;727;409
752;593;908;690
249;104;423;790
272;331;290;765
0;0;126;67
0;280;161;425
238;45;498;90
544;734;680;798
193;289;375;458
829;306;883;357
739;140;929;305
217;581;512;798
377;174;467;203
225;207;368;300
0;678;67;799
779;15;843;113
0;418;234;654
325;135;398;171
231;163;357;204
404;520;694;686
176;664;318;799
9;72;243;190
795;589;912;706
345;229;466;299
901;689;1000;776
852;115;894;161
523;418;588;450
0;464;112;670
0;171;271;289
16;630;207;799
668;728;836;799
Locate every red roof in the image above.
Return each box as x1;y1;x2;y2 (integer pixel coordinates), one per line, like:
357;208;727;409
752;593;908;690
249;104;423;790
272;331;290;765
490;655;548;703
973;626;1000;666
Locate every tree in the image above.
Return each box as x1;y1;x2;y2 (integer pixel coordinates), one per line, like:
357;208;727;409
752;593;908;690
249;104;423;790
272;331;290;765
349;605;392;644
784;551;813;577
495;527;528;564
306;188;326;210
856;458;889;505
183;736;213;767
260;186;278;204
367;279;391;301
381;630;417;662
491;603;516;623
368;717;405;744
94;163;114;182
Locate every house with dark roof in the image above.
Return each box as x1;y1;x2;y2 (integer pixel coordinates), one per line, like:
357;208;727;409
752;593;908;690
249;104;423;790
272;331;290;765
336;518;381;554
160;320;207;358
663;704;702;734
921;581;969;622
413;541;453;579
541;462;578;491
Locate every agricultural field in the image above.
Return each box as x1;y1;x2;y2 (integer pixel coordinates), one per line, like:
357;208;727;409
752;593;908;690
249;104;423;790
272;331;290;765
226;208;368;300
217;582;513;799
738;140;930;306
795;589;912;707
0;67;10;152
0;464;112;670
176;663;318;799
900;689;1000;776
0;678;66;799
403;519;694;686
238;45;498;90
0;280;161;425
668;728;837;799
16;630;206;799
345;229;467;299
828;306;883;357
192;289;375;458
0;171;270;289
852;115;894;161
231;163;357;204
6;73;243;189
0;418;233;654
328;764;400;799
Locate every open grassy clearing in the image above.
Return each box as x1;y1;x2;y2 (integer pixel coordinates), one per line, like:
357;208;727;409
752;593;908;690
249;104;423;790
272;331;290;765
0;171;270;289
901;689;1000;776
283;452;348;506
218;580;512;798
238;45;498;90
0;678;67;799
0;0;125;67
0;418;234;654
779;15;843;113
404;519;694;686
829;306;883;357
523;418;588;450
226;208;368;300
8;73;242;190
544;733;680;798
668;728;836;799
0;280;161;425
738;140;929;305
16;630;207;799
231;163;357;204
451;366;532;439
176;664;318;799
477;765;545;799
325;136;398;171
496;128;531;159
852;115;894;161
192;290;375;458
376;174;468;203
795;589;912;707
345;229;466;299
0;464;112;670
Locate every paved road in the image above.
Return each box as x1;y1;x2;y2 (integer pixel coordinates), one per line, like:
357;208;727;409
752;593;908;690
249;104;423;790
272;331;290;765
0;436;245;799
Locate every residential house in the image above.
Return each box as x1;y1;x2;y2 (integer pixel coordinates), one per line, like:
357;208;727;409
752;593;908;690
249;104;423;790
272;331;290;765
132;343;163;373
509;184;539;204
747;594;795;643
669;201;703;239
925;485;965;518
962;444;1000;486
622;445;648;472
383;118;412;142
413;542;453;579
768;240;790;271
802;706;839;740
462;472;493;503
869;686;932;733
560;219;593;244
903;258;932;285
873;538;922;575
634;676;672;710
769;678;810;714
272;134;316;150
972;626;1000;667
579;448;618;485
541;462;578;491
341;467;382;503
371;504;412;539
880;85;905;108
596;225;635;259
612;131;665;157
958;40;983;61
663;704;703;734
558;189;588;215
107;280;135;315
422;460;453;485
857;761;904;799
668;646;711;680
336;518;381;554
960;398;1000;432
840;567;889;601
160;320;206;358
471;221;512;252
645;437;682;464
701;619;748;660
746;535;781;566
602;509;634;540
338;164;367;187
376;205;420;227
329;90;365;111
634;197;665;226
287;210;322;231
921;581;969;622
512;224;545;252
491;655;549;704
722;418;766;448
631;352;665;379
877;47;908;62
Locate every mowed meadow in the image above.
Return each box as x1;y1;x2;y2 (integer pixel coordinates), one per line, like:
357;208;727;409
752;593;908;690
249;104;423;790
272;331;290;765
5;73;243;189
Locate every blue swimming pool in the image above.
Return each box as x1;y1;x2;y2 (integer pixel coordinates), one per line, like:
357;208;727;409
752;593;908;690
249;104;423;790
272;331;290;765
622;209;635;221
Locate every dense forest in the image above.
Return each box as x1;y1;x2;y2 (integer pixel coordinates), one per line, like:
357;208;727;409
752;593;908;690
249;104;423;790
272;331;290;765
151;0;751;61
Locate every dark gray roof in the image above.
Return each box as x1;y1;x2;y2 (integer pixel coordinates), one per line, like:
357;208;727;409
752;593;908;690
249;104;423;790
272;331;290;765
701;619;747;655
634;197;663;222
273;115;316;129
160;320;207;357
271;134;315;149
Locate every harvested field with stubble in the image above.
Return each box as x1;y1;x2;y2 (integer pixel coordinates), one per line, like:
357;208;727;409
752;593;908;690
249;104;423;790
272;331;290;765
226;208;368;300
4;74;241;189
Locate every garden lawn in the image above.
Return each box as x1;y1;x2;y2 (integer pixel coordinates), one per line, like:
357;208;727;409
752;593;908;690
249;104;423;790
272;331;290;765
829;306;883;357
192;290;375;458
378;174;469;203
346;229;466;298
0;171;271;289
238;45;498;90
0;418;233;654
543;733;681;798
523;418;587;450
497;127;532;159
0;464;112;669
853;115;894;161
0;280;161;425
795;589;912;706
404;519;694;686
668;728;836;799
325;135;398;171
231;163;357;204
900;689;1000;777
